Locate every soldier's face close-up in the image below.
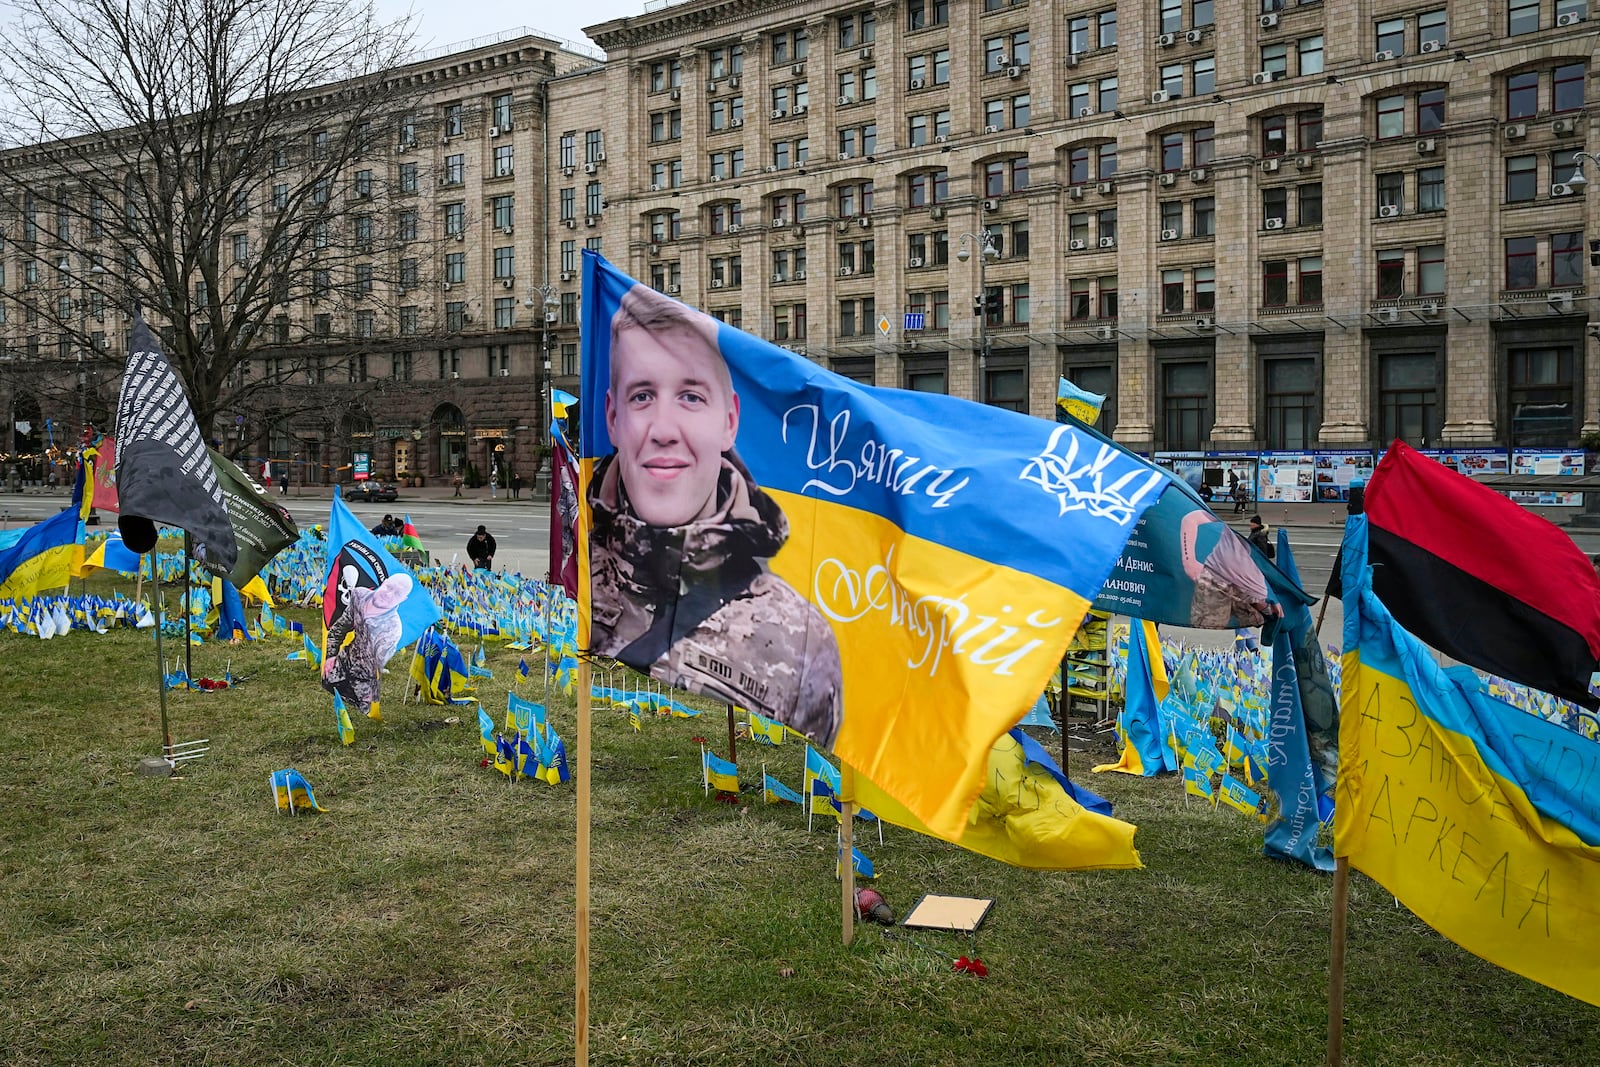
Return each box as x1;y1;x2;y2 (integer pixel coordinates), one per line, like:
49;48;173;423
607;327;739;527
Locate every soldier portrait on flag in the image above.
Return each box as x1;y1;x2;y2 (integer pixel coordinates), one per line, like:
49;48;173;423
586;282;843;748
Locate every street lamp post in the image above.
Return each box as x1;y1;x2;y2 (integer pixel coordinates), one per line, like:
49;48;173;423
956;230;1000;405
525;282;562;490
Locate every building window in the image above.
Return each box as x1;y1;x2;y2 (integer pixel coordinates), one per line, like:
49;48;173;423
1264;358;1316;450
1505;235;1539;289
1159;200;1183;236
1553;230;1585;286
908;0;940;29
493;246;515;280
1507;71;1540;119
1298;257;1323;305
1377;249;1406;296
445;252;465;284
1162;361;1210;450
1376;95;1406;139
492;93;513;129
1417;244;1445;294
444;202;464;235
559;133;576;168
1506;154;1541;203
1263;186;1288;226
1375;18;1405;55
1098;274;1118;318
494;297;515;328
1195;266;1216;311
1069;279;1091;320
1417;166;1445;212
1380;353;1439;445
1194;197;1216;236
492;145;513;177
1419;9;1448;48
1262;259;1289;306
1417;89;1446;133
1377;171;1405;209
1298;183;1323;227
1297;36;1323;76
1261;114;1286;156
1261;43;1288;78
443;103;464;137
1162;269;1185;314
1555;63;1587;113
1508;0;1540;35
1509;347;1575;445
1098;77;1118;112
985;368;1026;412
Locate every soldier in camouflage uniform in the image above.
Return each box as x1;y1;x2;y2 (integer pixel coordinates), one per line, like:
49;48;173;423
588;283;843;748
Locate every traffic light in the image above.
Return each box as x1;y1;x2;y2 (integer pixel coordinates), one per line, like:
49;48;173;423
1589;238;1600;268
984;288;1004;321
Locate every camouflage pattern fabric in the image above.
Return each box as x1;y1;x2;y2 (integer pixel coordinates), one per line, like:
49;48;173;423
589;451;843;748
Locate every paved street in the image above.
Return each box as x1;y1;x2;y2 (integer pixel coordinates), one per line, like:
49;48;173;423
8;481;1600;653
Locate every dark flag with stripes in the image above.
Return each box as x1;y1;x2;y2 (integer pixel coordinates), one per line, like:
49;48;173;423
113;311;238;575
1360;440;1600;709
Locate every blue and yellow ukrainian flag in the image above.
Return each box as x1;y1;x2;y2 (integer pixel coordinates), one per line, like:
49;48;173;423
578;251;1169;843
852;728;1140;871
703;749;738;793
2;465;93;598
1218;773;1266;821
838;846;876;880
746;707;787;745
763;772;804;805
1182;765;1215;801
333;692;356;746
270;768;326;813
1338;515;1600;1006
478;706;498;758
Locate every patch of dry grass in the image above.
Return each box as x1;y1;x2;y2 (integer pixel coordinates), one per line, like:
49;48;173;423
0;593;1596;1066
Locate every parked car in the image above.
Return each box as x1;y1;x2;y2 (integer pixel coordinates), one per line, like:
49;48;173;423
350;480;398;503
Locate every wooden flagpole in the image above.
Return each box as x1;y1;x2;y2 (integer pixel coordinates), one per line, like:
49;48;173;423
726;703;738;763
840;764;856;946
1327;855;1350;1065
575;654;592;1067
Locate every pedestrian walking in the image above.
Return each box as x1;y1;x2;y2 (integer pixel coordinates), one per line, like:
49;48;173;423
452;471;463;497
511;472;522;500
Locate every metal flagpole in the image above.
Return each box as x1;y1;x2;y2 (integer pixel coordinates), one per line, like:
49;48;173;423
149;551;171;758
183;532;193;683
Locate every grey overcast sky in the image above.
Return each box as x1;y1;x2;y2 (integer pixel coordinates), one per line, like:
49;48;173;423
380;0;650;57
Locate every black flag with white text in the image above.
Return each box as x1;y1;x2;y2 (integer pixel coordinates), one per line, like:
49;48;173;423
113;310;237;573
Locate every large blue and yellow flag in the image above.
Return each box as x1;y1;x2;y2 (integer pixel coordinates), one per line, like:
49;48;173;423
1339;514;1600;1006
0;464;92;598
1093;619;1175;777
853;727;1139;871
579;251;1168;842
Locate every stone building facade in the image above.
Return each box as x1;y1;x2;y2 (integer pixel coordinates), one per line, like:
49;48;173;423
2;4;1595;484
0;30;597;488
563;0;1598;452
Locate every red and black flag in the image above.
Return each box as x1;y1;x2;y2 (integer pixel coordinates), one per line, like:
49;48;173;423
113;310;237;574
1360;440;1600;709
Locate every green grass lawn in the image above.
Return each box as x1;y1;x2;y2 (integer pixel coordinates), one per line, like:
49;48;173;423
1;601;1596;1067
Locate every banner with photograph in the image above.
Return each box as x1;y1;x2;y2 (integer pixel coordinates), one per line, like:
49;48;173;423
1511;449;1586;506
1311;451;1376;503
578;251;1169;841
1155;451;1257;506
1417;448;1510;478
1077;427;1312;631
1257;451;1317;503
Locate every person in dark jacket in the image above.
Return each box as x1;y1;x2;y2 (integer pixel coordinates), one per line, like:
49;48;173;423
1248;514;1275;560
467;525;497;570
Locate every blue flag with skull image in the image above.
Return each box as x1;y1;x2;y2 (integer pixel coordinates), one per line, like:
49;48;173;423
113;308;237;573
577;250;1170;843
